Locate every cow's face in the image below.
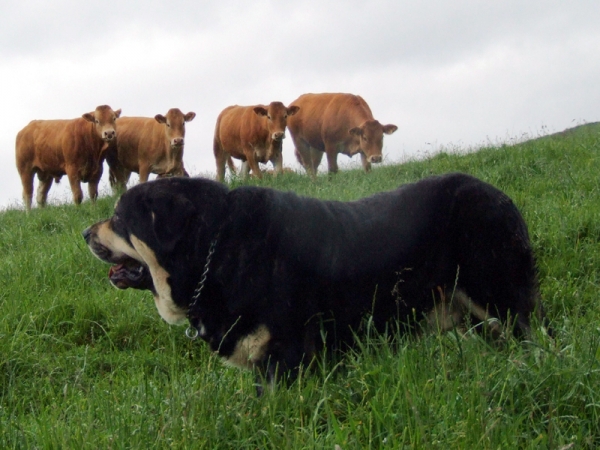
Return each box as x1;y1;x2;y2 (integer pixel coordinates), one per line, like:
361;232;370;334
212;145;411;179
254;102;299;161
155;109;196;150
83;105;121;142
348;120;397;163
254;102;300;142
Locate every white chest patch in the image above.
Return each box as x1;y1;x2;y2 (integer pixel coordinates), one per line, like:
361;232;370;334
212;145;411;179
130;235;187;325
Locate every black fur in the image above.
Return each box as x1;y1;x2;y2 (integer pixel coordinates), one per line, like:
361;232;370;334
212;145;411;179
85;173;545;387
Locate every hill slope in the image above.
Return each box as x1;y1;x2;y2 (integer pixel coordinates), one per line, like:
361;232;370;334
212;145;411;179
1;124;599;448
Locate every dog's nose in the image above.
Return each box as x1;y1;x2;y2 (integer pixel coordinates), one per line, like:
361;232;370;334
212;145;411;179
82;227;91;243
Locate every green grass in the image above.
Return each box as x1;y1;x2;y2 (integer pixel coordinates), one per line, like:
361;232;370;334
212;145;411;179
1;123;600;448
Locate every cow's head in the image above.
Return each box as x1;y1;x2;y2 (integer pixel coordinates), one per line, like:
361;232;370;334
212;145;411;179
253;102;299;162
83;105;122;142
154;109;196;177
254;102;300;143
348;120;397;163
155;109;196;150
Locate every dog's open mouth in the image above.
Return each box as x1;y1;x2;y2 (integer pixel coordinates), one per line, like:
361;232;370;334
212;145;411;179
108;259;153;291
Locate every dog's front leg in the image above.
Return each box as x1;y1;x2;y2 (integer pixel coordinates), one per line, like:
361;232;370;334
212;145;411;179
253;343;304;396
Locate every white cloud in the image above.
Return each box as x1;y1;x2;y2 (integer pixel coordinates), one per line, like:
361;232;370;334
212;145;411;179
1;0;600;209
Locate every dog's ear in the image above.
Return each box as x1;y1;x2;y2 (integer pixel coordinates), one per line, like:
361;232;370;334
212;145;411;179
148;193;196;252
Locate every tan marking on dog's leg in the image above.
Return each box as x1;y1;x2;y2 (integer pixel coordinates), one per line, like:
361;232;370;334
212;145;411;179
130;235;187;325
426;302;465;332
453;290;504;338
426;287;465;332
223;325;271;370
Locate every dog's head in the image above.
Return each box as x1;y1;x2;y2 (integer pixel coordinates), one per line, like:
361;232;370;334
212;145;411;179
83;177;229;325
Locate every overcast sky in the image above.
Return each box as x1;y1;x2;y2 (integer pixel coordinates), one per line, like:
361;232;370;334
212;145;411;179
1;0;599;210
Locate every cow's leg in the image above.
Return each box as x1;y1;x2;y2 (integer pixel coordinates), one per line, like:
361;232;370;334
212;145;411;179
120;170;132;191
244;148;262;179
360;153;372;173
138;165;150;183
87;177;102;203
66;168;84;205
87;165;104;203
215;153;228;182
108;166;118;192
88;182;99;202
307;147;324;175
240;161;252;179
36;172;54;207
294;139;318;177
19;169;35;211
226;157;237;176
325;145;339;174
109;165;131;193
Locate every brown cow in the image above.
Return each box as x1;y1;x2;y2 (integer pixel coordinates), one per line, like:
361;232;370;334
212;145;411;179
106;109;196;191
213;102;300;182
15;105;121;211
287;93;397;175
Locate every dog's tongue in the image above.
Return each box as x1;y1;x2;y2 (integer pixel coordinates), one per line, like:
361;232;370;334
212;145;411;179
109;264;123;278
107;262;153;291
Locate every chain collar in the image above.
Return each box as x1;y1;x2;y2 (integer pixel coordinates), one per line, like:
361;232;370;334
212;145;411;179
185;232;220;340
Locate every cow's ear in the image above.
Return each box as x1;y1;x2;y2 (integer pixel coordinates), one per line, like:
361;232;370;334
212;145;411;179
287;105;300;116
349;127;363;137
382;124;398;135
184;112;196;122
114;109;122;119
82;112;95;122
149;193;196;252
155;114;167;124
253;106;268;117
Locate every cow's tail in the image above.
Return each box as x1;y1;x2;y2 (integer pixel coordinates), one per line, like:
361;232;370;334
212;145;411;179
108;169;117;188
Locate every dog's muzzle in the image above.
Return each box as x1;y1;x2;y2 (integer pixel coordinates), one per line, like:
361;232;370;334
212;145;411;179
82;227;154;291
108;261;154;290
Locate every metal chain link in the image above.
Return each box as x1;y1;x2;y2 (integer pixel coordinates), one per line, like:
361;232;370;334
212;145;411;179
185;232;220;340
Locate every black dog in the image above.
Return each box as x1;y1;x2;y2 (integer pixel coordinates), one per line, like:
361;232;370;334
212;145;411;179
83;173;545;389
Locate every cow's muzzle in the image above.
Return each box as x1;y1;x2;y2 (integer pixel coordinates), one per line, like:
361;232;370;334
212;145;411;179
368;155;383;164
272;131;285;141
103;130;116;141
171;138;184;147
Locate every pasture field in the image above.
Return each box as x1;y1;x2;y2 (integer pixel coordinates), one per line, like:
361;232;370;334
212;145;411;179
1;123;600;449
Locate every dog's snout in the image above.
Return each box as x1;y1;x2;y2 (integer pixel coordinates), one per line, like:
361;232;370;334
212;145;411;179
82;227;92;243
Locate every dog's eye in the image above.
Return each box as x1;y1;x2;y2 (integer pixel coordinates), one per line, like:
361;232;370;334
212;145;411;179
111;214;123;230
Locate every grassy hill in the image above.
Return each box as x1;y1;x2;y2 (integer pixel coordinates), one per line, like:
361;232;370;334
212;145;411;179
1;124;599;448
